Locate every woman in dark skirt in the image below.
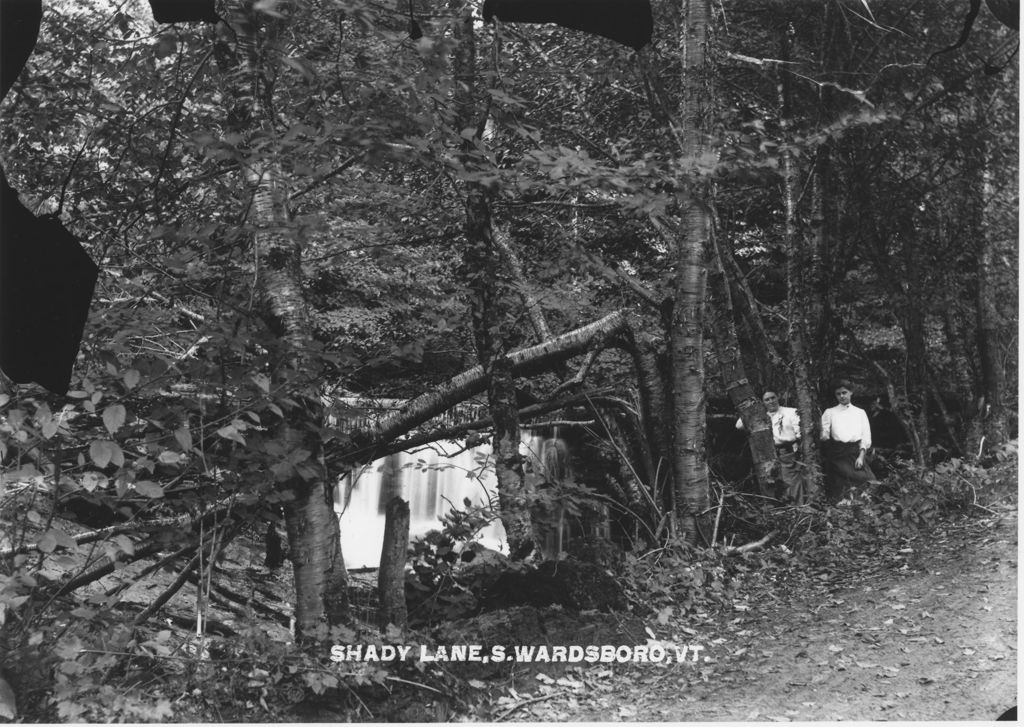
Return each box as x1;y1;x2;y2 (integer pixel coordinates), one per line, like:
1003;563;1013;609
819;379;878;502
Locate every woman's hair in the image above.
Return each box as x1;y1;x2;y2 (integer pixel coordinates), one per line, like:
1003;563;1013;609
831;378;854;392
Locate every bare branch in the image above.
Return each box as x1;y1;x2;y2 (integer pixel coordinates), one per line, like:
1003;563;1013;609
723;529;778;556
288;150;367;202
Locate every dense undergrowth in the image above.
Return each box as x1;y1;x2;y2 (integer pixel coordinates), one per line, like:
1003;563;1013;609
1;444;1016;722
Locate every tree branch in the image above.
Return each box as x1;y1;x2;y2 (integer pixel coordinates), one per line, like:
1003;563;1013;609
723;529;778;555
288;150;367;202
492;224;552;341
344;311;630;461
574;242;662;310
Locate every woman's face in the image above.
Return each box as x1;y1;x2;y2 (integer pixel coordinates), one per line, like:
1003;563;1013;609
834;387;853;405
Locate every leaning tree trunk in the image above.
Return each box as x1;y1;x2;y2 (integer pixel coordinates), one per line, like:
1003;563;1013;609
619;331;674;512
717;231;784;392
706;226;776;495
231;4;347;637
669;0;713;541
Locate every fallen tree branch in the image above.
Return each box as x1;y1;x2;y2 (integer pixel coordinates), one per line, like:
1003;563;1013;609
548;349;600;398
50;541;164;600
385;676;447;696
132;551;203;626
1;501;242;560
105;540;200;599
345;388;620;463
722;529;778;556
496;690;569;721
183;572;292;627
574;242;662;310
344;312;629;461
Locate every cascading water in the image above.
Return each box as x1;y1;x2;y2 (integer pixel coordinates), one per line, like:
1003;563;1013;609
336;432;549;568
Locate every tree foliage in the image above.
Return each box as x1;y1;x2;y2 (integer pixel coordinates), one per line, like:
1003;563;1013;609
0;0;1016;719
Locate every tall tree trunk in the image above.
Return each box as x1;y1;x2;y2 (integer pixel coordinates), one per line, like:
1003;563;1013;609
465;192;534;558
974;143;1008;453
231;3;347;638
778;25;823;500
942;308;980;430
670;0;713;541
808;149;834;363
452;2;535;558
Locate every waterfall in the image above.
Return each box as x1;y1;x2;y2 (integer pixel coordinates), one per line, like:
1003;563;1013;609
336;432;572;568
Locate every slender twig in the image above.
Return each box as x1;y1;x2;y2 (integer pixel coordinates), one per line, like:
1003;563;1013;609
55;133;96;217
583;396;660;517
385;676;447;696
182;572;291;626
548;349;600;398
105;540;199;598
151;48;215;200
524;419;595;428
574;242;661;309
288;151;367;201
132;551;203;626
711;491;724;547
496;690;569;721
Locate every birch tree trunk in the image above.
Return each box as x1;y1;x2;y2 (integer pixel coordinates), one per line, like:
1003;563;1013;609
670;0;712;541
231;3;347;637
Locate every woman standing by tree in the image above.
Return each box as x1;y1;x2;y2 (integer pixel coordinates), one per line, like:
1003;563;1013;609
820;379;879;502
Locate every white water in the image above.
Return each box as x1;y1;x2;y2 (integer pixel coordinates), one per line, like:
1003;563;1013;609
336;433;549;569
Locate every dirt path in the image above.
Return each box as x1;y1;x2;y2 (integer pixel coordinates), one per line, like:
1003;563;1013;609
501;503;1017;722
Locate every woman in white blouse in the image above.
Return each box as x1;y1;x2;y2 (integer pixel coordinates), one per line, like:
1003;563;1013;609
820;379;878;501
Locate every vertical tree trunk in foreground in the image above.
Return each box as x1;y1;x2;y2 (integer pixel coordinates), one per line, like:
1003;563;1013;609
974;138;1009;454
778;26;822;500
378;497;410;630
232;3;347;638
452;0;535;557
465;188;535;557
670;0;713;541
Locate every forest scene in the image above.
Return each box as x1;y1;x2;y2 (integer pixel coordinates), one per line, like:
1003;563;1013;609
0;0;1017;721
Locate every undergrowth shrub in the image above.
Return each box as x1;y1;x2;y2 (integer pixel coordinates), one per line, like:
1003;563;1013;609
739;446;1018;560
405;497;510;626
619;540;740;618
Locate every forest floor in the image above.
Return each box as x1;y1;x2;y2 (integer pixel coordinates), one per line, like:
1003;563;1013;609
480;480;1018;722
4;457;1015;722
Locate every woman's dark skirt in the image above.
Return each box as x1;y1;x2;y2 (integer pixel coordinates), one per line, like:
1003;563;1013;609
821;440;876;502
